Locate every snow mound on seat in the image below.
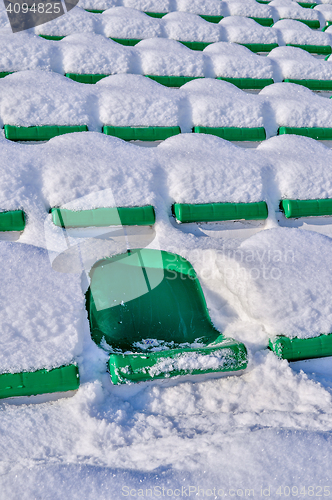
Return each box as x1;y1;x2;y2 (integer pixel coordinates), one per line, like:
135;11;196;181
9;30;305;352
220;228;332;339
101;6;162;38
162;12;221;42
270;0;322;24
268;46;332;81
97;73;183;126
0;33;62;73
182;78;266;128
136;38;206;76
223;0;277;21
159;133;267;203
258;134;332;201
260;82;332;131
60;33;136;74
220;16;278;44
0;241;84;373
175;0;225;16
204;41;275;79
273;19;331;45
33;6;102;36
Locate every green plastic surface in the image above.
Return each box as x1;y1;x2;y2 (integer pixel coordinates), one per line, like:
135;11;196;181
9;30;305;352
251;17;274;26
110;38;141;46
286;43;331;54
0;364;79;399
283;18;320;29
109;340;248;384
278;126;332;140
51;206;155;228
66;73;109;84
39;34;65;40
256;0;270;3
173;202;268;223
0;72;12;78
103;125;181;141
86;249;248;383
145;11;166;18
85;8;104;12
199;14;223;23
4;124;88;141
0;210;25;231
284;78;332;90
298;2;317;7
280;198;332;218
194;126;266;141
239;43;278;52
216;77;274;89
269;334;332;362
145;75;201;87
179;41;212;50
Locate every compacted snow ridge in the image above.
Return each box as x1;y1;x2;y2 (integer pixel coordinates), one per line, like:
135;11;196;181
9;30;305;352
2;0;332;496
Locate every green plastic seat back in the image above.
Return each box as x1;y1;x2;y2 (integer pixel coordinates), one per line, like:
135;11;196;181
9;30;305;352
86;249;220;351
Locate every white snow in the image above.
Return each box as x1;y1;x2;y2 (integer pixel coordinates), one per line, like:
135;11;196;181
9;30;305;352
220;15;279;44
0;241;84;373
135;38;206;76
2;1;332;494
204;41;275;79
268;45;332;80
273;18;332;46
181;78;266;128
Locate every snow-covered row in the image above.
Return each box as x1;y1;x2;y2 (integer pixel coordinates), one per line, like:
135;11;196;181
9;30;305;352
0;7;328;41
1;71;332;136
2;33;332;84
2;132;332;348
75;0;330;26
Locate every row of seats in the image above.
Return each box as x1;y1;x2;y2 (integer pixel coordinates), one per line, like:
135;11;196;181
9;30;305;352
2;131;332;391
0;132;331;235
1;34;332;91
1;7;330;44
1;71;332;141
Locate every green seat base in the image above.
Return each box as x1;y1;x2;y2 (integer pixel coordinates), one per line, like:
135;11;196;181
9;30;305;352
250;17;274;26
39;34;65;40
269;334;332;362
145;75;201;87
103;125;181;141
66;73;109;84
0;210;25;231
179;41;212;50
85;8;104;13
0;72;13;78
217;77;274;89
109;338;248;384
145;12;167;18
284;78;332;90
110;38;141;46
194;126;266;141
51;206;155;228
280;198;332;218
278;126;332;140
173;201;268;222
4;124;88;141
0;364;79;399
199;14;223;23
286;44;331;54
239;43;278;53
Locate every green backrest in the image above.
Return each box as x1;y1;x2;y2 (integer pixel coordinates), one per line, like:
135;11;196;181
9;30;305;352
86;249;220;352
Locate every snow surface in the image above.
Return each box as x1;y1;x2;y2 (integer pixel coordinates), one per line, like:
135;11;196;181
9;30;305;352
273;18;332;46
0;241;84;372
268;45;332;80
2;2;332;495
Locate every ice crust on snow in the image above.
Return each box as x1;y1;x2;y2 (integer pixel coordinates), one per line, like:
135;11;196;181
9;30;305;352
0;241;84;373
